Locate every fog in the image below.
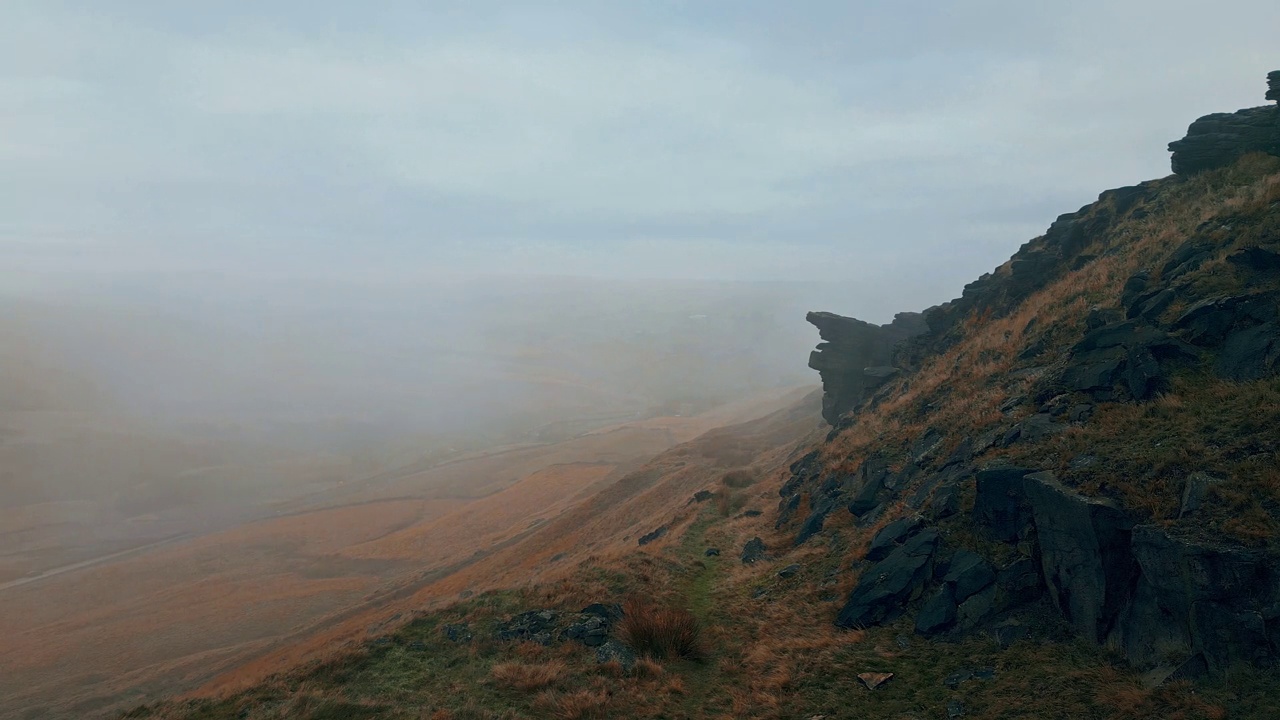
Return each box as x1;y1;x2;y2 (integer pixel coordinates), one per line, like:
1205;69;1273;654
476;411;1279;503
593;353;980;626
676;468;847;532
4;1;1279;581
0;273;858;579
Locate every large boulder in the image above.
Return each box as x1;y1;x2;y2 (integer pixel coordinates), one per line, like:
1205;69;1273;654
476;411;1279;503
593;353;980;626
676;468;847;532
837;530;941;629
1121;526;1280;673
1023;472;1138;644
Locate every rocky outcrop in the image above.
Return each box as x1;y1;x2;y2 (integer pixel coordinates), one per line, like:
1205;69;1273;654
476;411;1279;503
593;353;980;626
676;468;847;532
806;311;927;425
969;472;1280;676
1168;72;1280;175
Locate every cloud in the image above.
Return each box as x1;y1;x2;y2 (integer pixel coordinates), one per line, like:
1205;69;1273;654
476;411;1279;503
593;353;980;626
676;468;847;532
2;1;1279;306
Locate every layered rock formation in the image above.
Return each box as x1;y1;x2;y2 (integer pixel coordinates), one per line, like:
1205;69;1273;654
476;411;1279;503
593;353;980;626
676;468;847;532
806;311;927;425
1168;71;1280;175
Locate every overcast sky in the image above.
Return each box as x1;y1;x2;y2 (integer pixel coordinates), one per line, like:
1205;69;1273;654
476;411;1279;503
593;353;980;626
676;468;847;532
3;1;1279;313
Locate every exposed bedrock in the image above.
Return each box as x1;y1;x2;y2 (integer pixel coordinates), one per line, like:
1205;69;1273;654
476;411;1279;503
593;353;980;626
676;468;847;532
806;310;927;425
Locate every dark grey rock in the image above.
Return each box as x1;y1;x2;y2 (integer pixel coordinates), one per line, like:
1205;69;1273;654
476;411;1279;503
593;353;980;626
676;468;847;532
595;640;637;671
1229;246;1280;272
972;466;1035;542
638;526;667;546
927;482;962;521
1168;102;1280;175
776;493;802;529
778;563;801;579
581;603;623;622
705;547;721;557
997;558;1043;606
915;585;958;636
496;610;559;643
443;623;473;643
1180;472;1223;518
944;550;997;603
947;701;965;719
1123;525;1280;673
1216;322;1280;381
848;454;890;516
1024;472;1136;644
692;490;713;503
807;311;929;425
741;537;767;564
836;530;941;629
911;427;945;464
956;583;996;629
866;516;925;562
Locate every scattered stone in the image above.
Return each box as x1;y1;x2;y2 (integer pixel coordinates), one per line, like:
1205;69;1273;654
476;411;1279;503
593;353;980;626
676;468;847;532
638;526;668;546
443;623;473;643
1180;472;1224;518
496;610;558;643
947;700;965;718
895;634;911;650
580;603;623;622
741;537;767;564
944;667;996;689
857;671;894;690
992;620;1029;648
594;640;637;672
705;548;721;557
752;587;768;599
778;564;802;579
564;617;609;647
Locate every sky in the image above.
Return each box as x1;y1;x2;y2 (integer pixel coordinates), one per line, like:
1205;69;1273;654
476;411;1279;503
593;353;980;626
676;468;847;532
3;1;1280;313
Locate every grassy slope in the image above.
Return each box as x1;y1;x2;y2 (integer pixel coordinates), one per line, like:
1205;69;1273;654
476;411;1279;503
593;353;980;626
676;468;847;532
123;157;1280;720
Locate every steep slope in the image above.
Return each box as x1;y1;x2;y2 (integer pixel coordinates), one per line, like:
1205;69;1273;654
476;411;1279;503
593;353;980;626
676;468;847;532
118;73;1280;720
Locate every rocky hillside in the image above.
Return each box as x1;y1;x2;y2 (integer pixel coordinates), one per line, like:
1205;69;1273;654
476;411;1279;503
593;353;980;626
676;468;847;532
120;72;1280;720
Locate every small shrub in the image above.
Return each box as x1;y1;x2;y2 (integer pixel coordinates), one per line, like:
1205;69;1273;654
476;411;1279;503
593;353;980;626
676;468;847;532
490;660;565;692
616;600;704;660
721;468;758;488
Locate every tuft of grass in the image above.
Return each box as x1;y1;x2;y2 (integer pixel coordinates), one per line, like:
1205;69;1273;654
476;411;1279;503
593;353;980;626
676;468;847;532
721;468;759;488
616;599;705;660
490;660;566;692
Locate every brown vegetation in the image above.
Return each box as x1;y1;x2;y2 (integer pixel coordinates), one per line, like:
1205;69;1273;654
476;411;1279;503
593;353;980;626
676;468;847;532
615;599;704;660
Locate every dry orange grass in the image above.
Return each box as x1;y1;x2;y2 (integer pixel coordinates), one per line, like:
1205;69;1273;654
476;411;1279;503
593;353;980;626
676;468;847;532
490;660;566;692
532;687;612;720
822;155;1280;483
616;599;704;660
